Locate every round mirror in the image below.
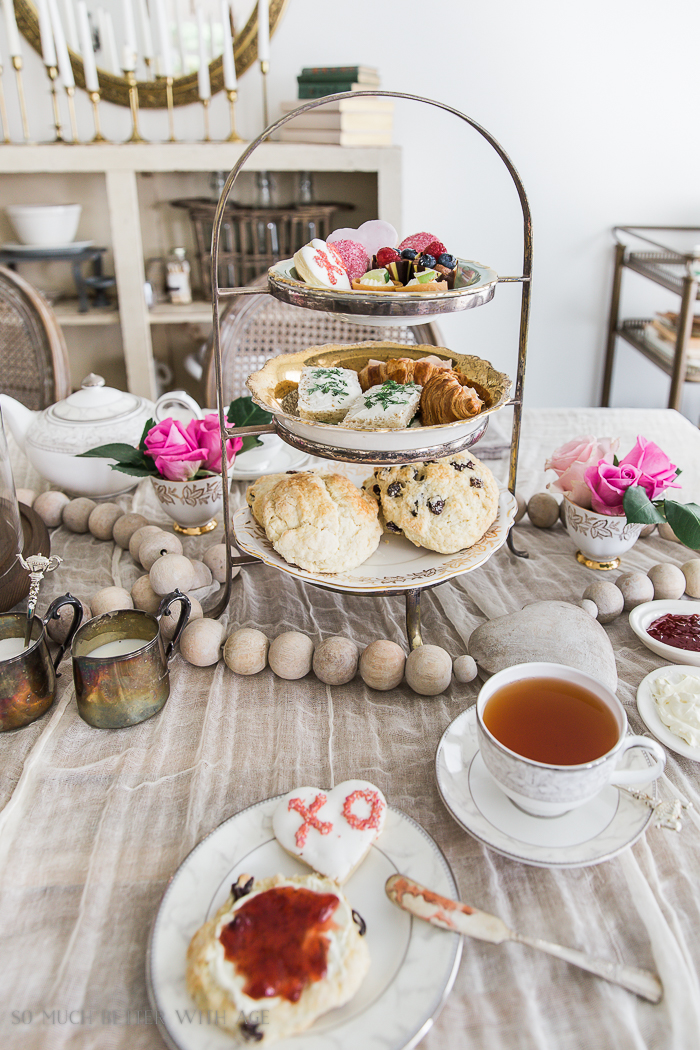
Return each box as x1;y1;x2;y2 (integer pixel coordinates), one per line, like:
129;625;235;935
14;0;288;107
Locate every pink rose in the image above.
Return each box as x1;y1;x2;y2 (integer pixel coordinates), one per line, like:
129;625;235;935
144;418;206;481
187;414;243;474
585;461;642;515
619;435;681;501
545;435;619;509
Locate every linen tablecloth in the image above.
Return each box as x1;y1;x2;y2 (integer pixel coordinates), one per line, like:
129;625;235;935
2;408;700;1050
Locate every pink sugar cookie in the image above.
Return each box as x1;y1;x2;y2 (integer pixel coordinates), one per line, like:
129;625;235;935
398;231;439;252
331;239;371;281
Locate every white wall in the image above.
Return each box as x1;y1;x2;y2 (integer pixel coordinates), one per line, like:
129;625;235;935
2;0;700;417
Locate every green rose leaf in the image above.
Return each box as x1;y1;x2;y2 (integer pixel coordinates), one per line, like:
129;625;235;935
77;443;148;466
623;486;666;524
664;500;700;550
226;396;273;454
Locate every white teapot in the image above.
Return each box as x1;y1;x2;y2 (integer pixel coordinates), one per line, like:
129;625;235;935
0;375;201;498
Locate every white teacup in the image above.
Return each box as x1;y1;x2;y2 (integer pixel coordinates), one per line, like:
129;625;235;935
476;662;666;817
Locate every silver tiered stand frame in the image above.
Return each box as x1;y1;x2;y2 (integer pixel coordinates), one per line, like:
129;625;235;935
209;92;532;647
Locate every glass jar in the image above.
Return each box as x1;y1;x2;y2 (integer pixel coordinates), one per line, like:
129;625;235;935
166;247;192;305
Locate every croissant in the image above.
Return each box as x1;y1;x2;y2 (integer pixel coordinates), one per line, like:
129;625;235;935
357;356;452;392
420;370;485;426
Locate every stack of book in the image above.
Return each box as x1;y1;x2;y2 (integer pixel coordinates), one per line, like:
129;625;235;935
643;311;700;362
279;68;392;147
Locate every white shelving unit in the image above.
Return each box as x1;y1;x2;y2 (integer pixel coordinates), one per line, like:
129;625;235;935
0;143;402;399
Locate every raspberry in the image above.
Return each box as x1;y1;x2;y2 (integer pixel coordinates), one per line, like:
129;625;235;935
423;240;447;258
329;239;370;281
376;247;400;266
397;232;438;253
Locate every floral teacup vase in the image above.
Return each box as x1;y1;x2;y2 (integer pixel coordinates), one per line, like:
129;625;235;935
150;475;223;535
562;494;643;570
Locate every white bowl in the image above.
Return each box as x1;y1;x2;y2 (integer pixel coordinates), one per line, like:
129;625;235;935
5;204;81;247
628;599;700;666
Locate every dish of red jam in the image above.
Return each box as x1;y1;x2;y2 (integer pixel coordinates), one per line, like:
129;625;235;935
219;885;340;1002
646;613;700;652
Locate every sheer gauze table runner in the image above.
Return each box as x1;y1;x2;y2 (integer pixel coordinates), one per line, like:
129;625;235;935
2;408;700;1050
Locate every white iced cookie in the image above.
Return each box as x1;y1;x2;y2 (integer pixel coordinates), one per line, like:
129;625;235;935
298;366;363;423
186;873;369;1045
273;780;387;883
293;238;351;290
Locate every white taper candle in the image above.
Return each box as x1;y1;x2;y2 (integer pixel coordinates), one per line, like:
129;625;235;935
257;0;269;63
37;0;57;67
136;0;154;60
61;0;78;51
48;0;75;85
196;3;210;100
2;0;22;58
76;0;98;92
220;0;236;90
153;0;173;78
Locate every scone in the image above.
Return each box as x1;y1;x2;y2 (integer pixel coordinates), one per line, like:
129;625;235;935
186;873;370;1045
248;472;382;573
363;452;499;554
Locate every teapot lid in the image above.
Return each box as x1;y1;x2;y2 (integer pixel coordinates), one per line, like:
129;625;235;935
51;374;143;423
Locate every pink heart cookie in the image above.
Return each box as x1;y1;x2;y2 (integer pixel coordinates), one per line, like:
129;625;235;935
328;220;398;259
273;780;387;883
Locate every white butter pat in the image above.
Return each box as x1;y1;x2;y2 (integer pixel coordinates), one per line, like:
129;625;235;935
343;380;422;430
298;366;363;423
650;670;700;746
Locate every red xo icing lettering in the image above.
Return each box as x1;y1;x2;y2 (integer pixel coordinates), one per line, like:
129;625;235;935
342;789;385;831
312;245;346;287
288;793;333;848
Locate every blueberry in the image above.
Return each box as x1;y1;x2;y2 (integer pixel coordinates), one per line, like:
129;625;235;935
437;253;457;268
419;253;436;269
428;498;445;515
401;248;418;260
387;481;403;497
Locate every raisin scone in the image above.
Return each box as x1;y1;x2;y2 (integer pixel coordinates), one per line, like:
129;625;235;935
362;452;499;554
186;873;370;1045
247;472;381;573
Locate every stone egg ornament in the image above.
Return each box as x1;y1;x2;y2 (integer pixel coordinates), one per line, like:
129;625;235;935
453;654;478;683
161;595;202;641
88;502;123;541
268;632;314;680
62;497;96;533
223;628;269;675
138;531;183;571
682;559;700;599
149;553;196;596
582;581;624;624
527;492;559;529
312;636;359;685
90;586;134;617
359;640;405;691
647;563;686;601
405;644;452;696
615;571;654;611
113;512;149;550
179;618;223;666
129;524;164;563
34;490;70;528
47;597;92;644
131;575;163;616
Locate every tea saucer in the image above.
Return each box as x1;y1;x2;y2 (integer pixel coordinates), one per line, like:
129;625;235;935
636;665;700;761
435;707;654;869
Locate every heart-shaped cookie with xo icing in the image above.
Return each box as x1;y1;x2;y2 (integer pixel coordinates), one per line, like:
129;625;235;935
272;780;387;884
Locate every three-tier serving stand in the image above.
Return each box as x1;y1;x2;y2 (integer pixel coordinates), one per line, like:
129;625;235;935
207;92;532;647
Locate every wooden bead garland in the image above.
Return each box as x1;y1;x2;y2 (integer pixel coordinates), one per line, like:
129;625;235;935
149;554;196;596
91;586;134;617
131;575;163;616
268;632;315;680
88;503;123;541
129;525;164;562
312;636;358;685
405;645;452;696
359;640;405;691
223;628;269;675
138;532;183;572
113;512;149;549
62;497;96;533
34;490;70;528
179;618;223;666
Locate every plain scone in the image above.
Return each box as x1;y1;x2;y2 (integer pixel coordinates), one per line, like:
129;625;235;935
247;472;382;573
186;873;370;1045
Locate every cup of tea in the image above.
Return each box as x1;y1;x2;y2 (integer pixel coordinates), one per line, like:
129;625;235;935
71;590;190;729
476;662;666;817
0;594;83;731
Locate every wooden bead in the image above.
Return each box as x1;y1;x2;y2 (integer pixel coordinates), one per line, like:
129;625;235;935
113;512;149;549
47;598;91;644
582;581;623;624
313;636;359;685
62;497;97;533
138;532;183;571
527;492;559;529
131;575;162;616
615;571;654;611
190;559;213;589
149;554;195;596
161;595;202;641
91;586;134;617
203;543;241;585
648;563;686;601
34;490;70;528
223;628;270;675
88;502;123;541
268;632;314;680
179;618;223;666
15;488;36;508
359;640;405;691
453;654;478;683
129;525;165;563
682;559;700;598
405;645;452;696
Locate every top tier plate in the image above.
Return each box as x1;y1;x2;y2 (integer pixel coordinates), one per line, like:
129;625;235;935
267;257;499;327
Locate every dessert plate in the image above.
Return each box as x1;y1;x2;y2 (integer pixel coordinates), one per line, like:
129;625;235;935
233;484;516;595
628;599;700;667
1;240;94;253
636;665;700;761
229;435;310;480
435;707;655;869
267;257;499;327
147;796;461;1050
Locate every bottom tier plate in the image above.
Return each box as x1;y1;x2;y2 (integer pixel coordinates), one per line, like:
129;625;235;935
233;486;516;594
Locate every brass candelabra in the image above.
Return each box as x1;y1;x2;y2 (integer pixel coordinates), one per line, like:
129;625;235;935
88;91;107;143
46;65;65;143
12;56;30;141
260;59;269;128
226;88;243;142
65;85;79;142
123;69;145;143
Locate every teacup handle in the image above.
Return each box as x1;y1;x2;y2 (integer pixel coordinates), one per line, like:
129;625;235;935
44;593;84;672
156;589;191;660
609;736;666;787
